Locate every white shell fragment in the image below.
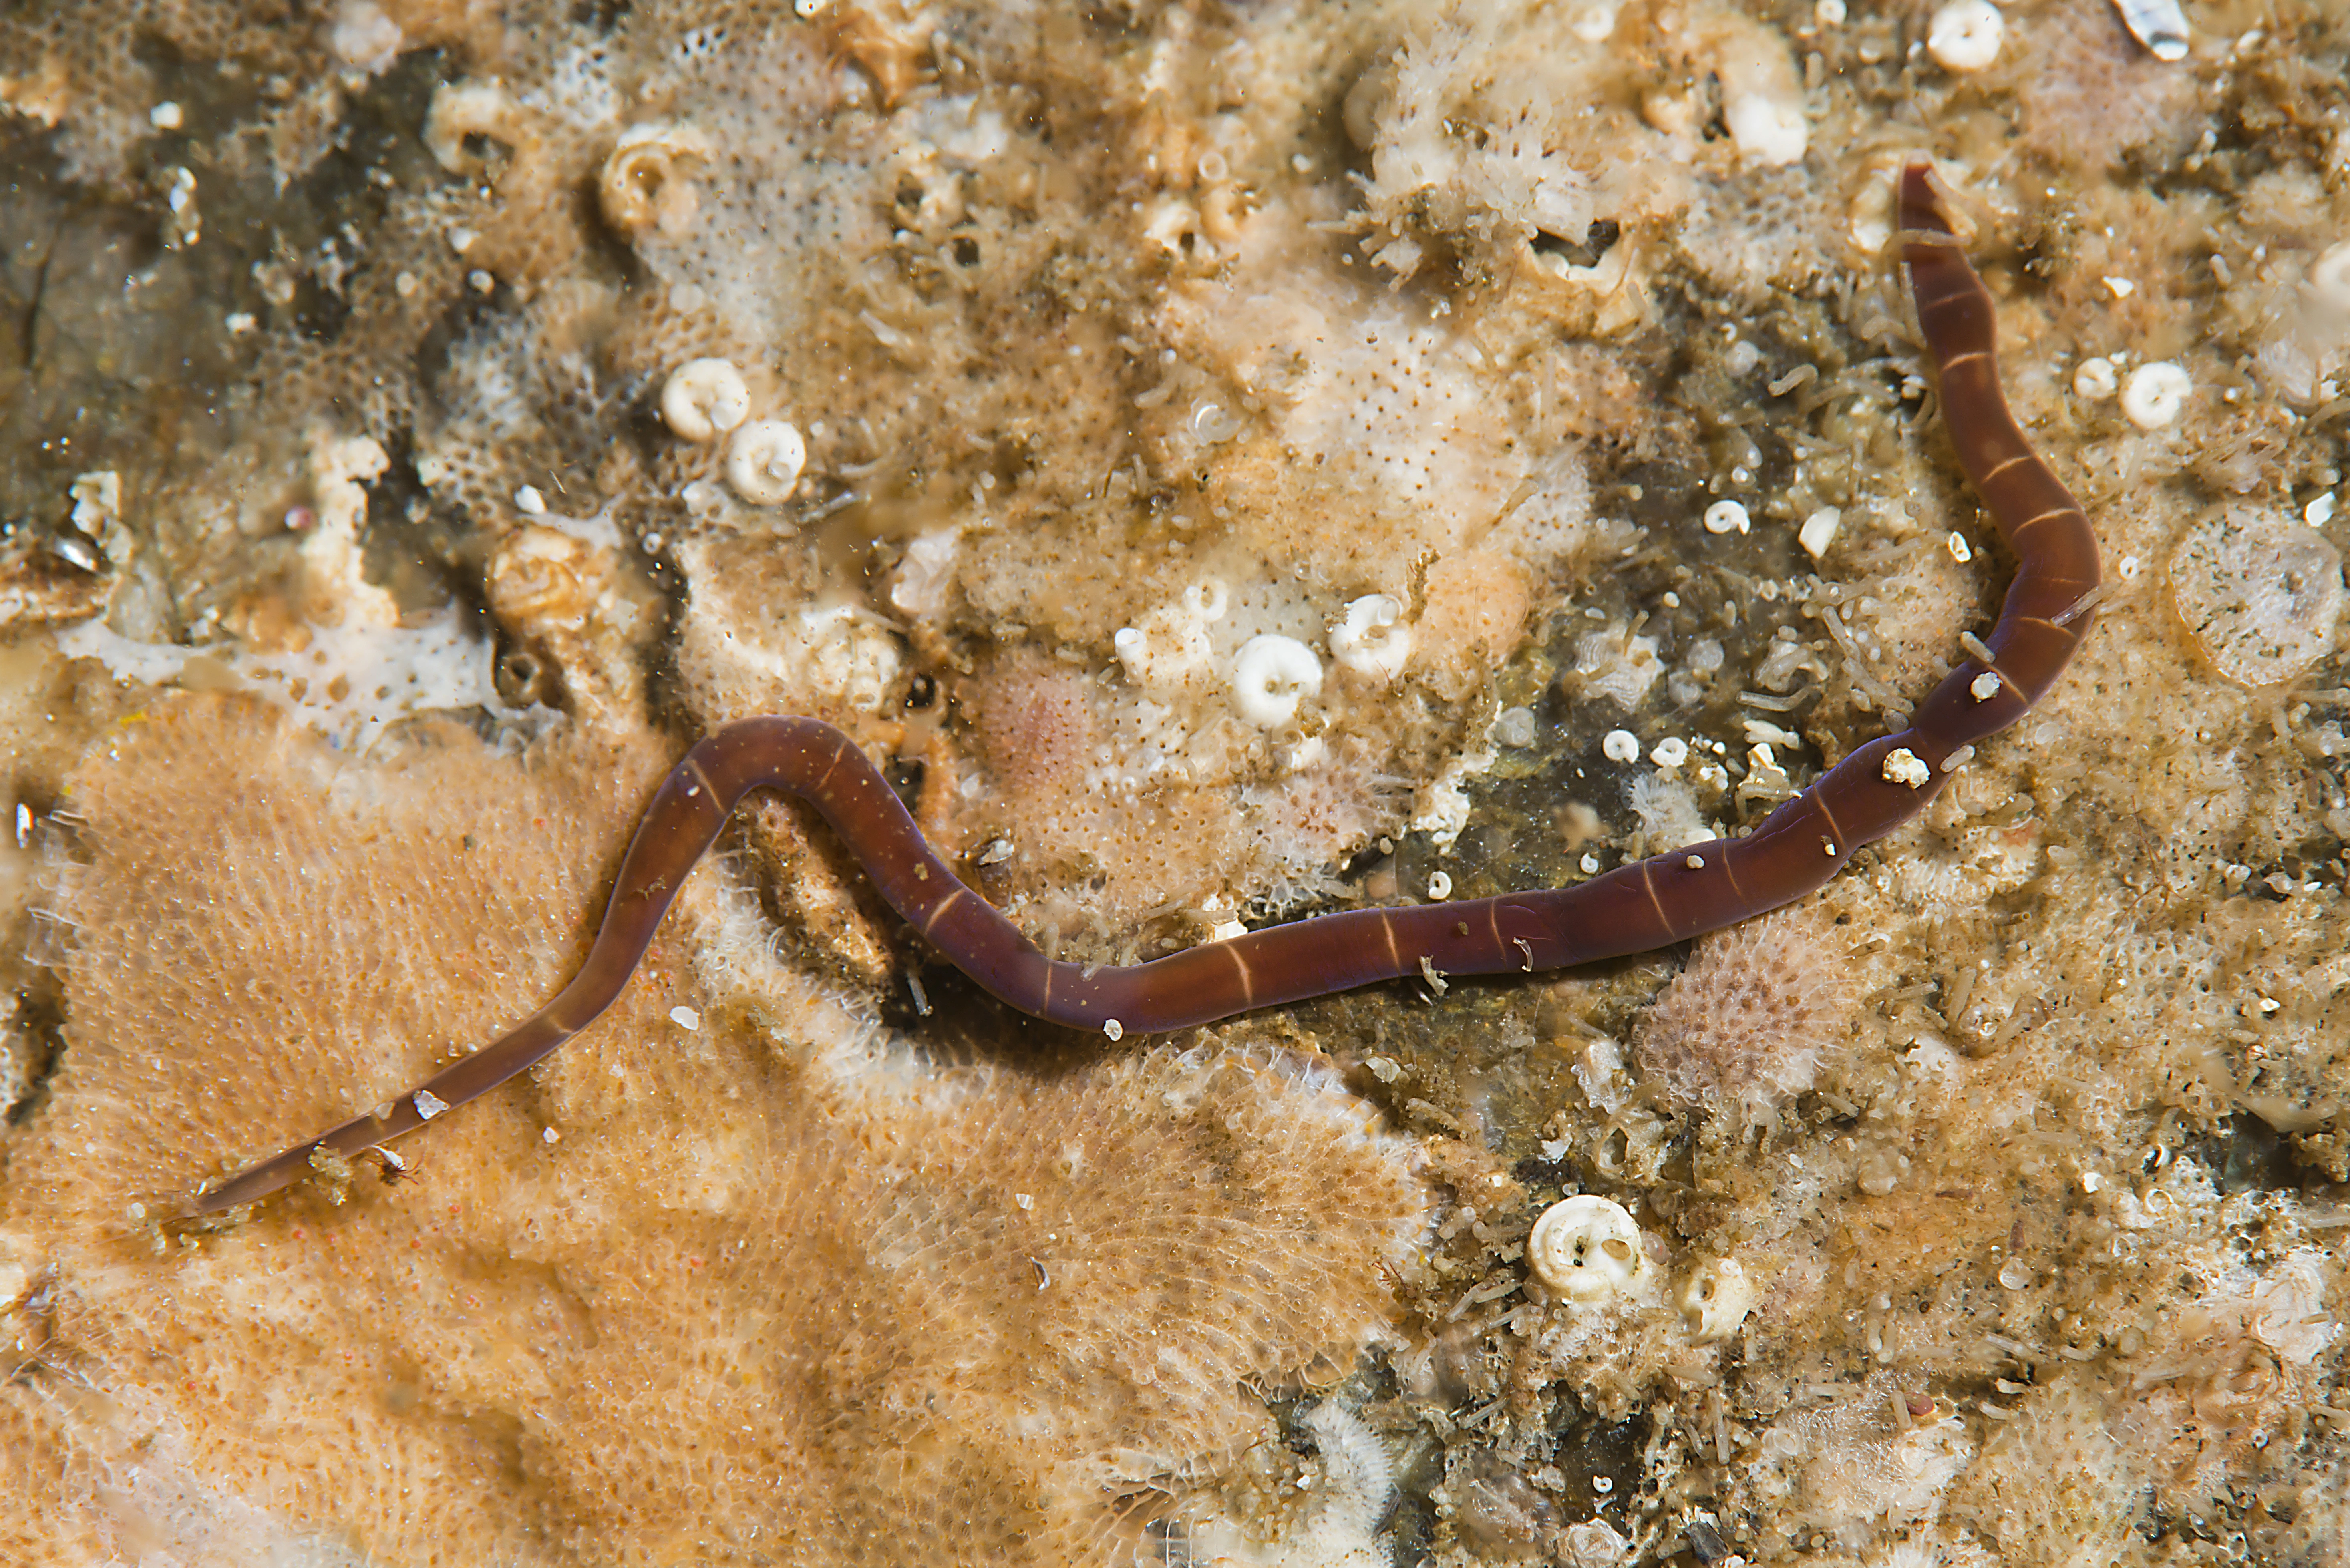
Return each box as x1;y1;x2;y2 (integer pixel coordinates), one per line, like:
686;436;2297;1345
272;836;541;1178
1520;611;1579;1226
2121;361;2191;429
1676;1256;1760;1343
660;358;751;442
412;1089;449;1120
1927;0;2005;70
726;419;807;505
1527;1195;1652;1302
1329;593;1414;679
2111;0;2190;61
1231;634;1323;728
1799;507;1841;559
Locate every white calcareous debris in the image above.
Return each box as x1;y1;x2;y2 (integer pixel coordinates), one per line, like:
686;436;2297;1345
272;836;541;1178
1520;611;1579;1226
1329;593;1413;679
327;0;403;72
661;358;752;442
2120;360;2192;429
422;79;517;175
1113;581;1225;690
600;120;717;239
889;529;964;619
1723;93;1807;165
2111;0;2192;60
1676;1256;1760;1342
1527;1194;1652;1302
1927;0;2005;69
1231;634;1323;728
2072;355;2120;400
1706;14;1810;166
726;419;807;506
1881;747;1931;788
1702;499;1751;535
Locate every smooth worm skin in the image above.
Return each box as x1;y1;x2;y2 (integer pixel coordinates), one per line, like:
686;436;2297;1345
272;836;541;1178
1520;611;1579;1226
190;163;2098;1213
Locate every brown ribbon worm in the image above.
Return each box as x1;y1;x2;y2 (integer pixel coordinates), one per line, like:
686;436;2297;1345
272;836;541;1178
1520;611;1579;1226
191;163;2099;1213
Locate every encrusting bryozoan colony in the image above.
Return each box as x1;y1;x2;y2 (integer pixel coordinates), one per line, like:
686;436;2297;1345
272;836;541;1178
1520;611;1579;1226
1;700;1431;1566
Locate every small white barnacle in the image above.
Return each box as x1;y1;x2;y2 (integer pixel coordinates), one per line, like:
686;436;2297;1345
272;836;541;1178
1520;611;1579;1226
726;419;807;505
412;1089;450;1121
1676;1256;1760;1343
2121;360;2191;430
1231;634;1323;728
1927;0;2004;70
661;358;751;442
599;120;716;239
1969;670;2002;702
1528;1194;1652;1303
1329;593;1413;679
1881;746;1930;788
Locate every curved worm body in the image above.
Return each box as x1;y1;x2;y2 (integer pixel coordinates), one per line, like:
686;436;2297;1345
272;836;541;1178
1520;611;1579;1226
192;165;2098;1213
